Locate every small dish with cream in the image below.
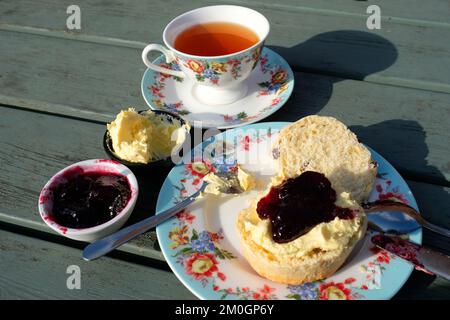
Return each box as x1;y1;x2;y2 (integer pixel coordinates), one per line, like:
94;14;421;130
104;108;190;170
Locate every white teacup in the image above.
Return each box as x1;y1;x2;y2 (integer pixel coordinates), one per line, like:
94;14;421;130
142;5;270;105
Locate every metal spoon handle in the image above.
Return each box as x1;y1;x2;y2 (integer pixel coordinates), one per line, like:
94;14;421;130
82;184;205;261
363;200;450;237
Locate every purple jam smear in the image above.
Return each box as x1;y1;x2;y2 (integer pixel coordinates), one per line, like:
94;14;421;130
371;235;422;266
51;168;131;229
256;171;355;243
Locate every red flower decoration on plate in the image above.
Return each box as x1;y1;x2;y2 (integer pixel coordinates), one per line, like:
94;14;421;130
240;135;251;151
186;160;215;178
370;247;392;264
375;183;409;204
175;210;195;224
319;282;353;300
185;253;219;280
217;272;226;281
378;192;408;204
253;284;276;300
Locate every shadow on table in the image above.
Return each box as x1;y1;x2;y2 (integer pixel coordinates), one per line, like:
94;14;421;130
394;270;439;299
267;30;449;245
351;119;450;251
351;119;450;297
350;119;450;228
126;170;169;224
266;30;398;120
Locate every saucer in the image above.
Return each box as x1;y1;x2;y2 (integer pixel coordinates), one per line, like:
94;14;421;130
141;48;294;129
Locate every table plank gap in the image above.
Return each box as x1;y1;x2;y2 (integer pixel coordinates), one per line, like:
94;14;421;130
0;23;147;49
1;45;449;184
0;213;165;262
2;0;450;88
2;24;450;94
0;228;194;299
0;100;449;187
0;107;448;247
202;0;450;28
0;99;113;124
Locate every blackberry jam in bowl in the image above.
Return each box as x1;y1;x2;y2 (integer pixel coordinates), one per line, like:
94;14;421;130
38;159;138;241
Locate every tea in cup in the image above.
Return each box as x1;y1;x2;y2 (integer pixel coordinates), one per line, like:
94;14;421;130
142;5;270;105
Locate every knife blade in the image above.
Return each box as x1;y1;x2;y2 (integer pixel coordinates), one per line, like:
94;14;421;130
371;234;450;280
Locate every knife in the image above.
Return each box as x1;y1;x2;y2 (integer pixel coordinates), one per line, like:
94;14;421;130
371;234;450;280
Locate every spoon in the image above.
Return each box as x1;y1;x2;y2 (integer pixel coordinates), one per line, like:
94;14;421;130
363;200;450;237
83;183;449;261
82;171;244;261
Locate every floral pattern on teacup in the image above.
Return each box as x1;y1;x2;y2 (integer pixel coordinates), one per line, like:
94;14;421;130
142;47;295;128
176;46;263;86
186;60;224;84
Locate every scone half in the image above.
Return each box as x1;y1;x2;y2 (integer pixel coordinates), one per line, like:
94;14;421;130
237;193;368;285
275;115;377;204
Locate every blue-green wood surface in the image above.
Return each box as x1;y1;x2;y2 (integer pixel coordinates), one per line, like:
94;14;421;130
0;0;448;299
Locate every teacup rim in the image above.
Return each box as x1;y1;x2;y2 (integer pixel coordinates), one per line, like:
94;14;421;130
162;5;270;60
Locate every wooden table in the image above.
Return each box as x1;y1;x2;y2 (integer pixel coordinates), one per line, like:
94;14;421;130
1;0;449;299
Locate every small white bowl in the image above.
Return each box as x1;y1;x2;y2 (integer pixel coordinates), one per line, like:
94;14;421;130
38;159;139;241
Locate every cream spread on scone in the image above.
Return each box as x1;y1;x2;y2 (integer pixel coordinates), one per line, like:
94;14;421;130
241;192;365;258
204;166;255;195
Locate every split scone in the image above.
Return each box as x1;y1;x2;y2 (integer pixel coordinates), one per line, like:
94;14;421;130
237;116;375;285
275;115;376;204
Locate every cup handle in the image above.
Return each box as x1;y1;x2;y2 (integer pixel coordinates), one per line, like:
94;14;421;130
142;44;185;78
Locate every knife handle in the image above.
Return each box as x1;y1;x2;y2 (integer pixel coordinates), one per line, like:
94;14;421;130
418;247;450;281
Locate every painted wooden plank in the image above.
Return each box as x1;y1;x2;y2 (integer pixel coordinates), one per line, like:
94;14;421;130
225;0;450;24
0;106;448;298
395;270;450;300
407;181;450;230
406;181;450;256
0;31;144;116
0;106;449;248
2;0;449;34
1;0;450;91
0;228;448;299
0;106;166;261
1;32;449;183
0;229;195;299
265;72;450;185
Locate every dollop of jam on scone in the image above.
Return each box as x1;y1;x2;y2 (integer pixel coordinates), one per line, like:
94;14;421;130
257;171;355;243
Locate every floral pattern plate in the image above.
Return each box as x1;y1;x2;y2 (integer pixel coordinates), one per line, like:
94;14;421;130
141;48;294;129
155;122;422;300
